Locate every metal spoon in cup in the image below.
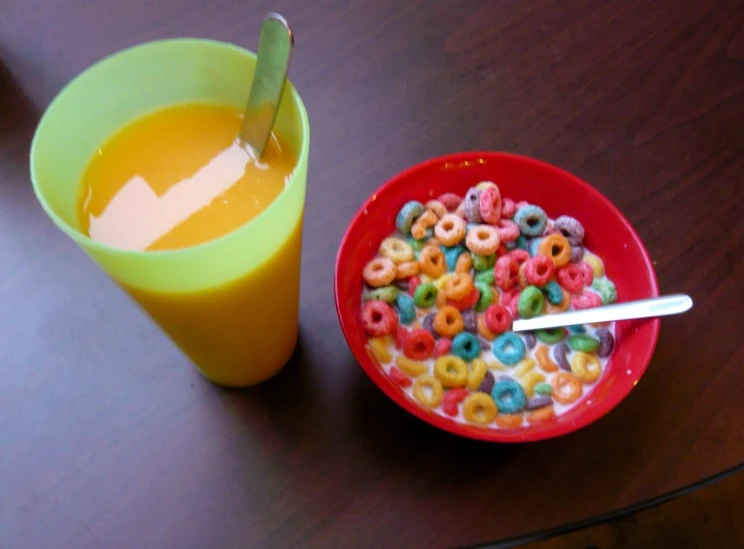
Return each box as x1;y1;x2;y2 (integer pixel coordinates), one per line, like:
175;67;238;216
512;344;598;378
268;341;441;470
511;293;693;332
239;12;294;159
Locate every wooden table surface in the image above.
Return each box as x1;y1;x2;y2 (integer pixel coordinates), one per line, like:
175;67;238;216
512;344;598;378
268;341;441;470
1;1;743;548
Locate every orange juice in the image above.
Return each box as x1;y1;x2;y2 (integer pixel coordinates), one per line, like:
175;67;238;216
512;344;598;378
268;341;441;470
78;102;301;385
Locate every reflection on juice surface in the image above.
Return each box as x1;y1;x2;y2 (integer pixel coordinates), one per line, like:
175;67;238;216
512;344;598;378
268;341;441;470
123;215;303;387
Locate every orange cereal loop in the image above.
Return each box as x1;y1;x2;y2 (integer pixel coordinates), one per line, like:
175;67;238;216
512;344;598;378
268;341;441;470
395;261;420;279
545;287;571;313
538;233;572;268
412;374;444;408
477;314;498;341
436;289;449;308
535;345;559;372
495;413;524;429
434;213;467;247
551;372;583;405
433;305;464;338
363;257;396;288
410;209;439;240
444;272;474;301
425;200;448;219
455;251;473;274
418;245;447;278
465;225;500;256
517;262;529;288
526;407;555;424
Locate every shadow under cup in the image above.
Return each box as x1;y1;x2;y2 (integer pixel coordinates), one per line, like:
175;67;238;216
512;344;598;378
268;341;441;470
30;38;310;387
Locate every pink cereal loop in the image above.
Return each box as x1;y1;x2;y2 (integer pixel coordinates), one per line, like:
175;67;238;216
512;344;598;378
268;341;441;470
501;198;516;219
497;219;520;242
437;192;462;212
479;186;502;225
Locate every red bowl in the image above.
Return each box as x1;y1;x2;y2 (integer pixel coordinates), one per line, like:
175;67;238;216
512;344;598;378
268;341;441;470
334;152;659;442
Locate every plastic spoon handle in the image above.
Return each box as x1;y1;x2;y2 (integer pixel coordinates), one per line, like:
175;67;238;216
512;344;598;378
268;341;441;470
239;13;293;159
511;294;693;332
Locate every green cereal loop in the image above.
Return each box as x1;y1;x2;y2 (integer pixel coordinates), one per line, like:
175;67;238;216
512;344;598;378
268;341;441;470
536;327;567;344
409;237;426;252
592;277;617;304
567;334;601;353
474;282;495;312
363;285;399;303
472;253;496;271
475;269;495;286
413;282;438;308
534;382;553;396
517;286;545;319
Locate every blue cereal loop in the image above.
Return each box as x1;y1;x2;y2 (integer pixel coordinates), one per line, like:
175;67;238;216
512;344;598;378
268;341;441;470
396;201;424;235
452;332;482;362
528;238;542;257
515;235;528;250
396;293;416;325
544;281;564;304
491;379;527;414
514;205;548;237
442;245;465;272
492;332;526;366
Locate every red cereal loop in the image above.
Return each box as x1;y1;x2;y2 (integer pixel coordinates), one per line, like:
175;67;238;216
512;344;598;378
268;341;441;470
403;328;436;360
479;186;502;224
497;219;520;242
577;260;594;286
494;255;519;290
449;287;480;311
438;192;462;212
442;388;470;416
484;304;512;334
556;264;585;293
407;275;422;297
389;367;412;388
501;198;516;219
395;325;409;349
362;301;399;337
571;291;602;310
509;249;530;265
434;337;453;357
524;256;555;287
500;288;521;318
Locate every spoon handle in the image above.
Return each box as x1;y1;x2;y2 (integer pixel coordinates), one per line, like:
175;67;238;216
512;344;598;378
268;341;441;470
239;13;294;159
511;294;693;332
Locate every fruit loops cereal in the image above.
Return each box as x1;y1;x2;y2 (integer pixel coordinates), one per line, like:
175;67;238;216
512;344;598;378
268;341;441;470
360;181;618;429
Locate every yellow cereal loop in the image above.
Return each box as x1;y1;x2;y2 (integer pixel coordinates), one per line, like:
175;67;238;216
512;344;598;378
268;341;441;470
434;273;455;291
462;392;498;425
486;360;506;371
466;358;488;390
475;180;498;191
413;374;444;408
379;237;414;264
434;355;469;387
395;355;428;377
520;371;546;397
514;358;537;378
369;336;393;363
570;352;602;383
584;253;605;278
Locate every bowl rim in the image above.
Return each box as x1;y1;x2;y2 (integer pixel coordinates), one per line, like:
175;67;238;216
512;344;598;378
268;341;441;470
334;150;660;442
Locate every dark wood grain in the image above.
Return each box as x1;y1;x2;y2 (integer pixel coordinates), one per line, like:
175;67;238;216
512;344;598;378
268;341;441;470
1;1;743;548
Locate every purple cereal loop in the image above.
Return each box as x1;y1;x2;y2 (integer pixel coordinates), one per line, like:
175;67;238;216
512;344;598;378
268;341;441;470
462;309;477;333
393;280;409;292
570;245;585;263
553;342;571;371
596;328;615;358
526;395;553;410
554;216;585;244
422;313;440;339
477;337;492;351
523;332;537;350
478;370;495;394
464;188;483;224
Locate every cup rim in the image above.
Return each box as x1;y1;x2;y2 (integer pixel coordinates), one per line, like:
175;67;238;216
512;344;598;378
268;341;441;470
29;37;310;258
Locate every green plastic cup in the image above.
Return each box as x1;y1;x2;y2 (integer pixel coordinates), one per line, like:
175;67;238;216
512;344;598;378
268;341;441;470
30;38;310;387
